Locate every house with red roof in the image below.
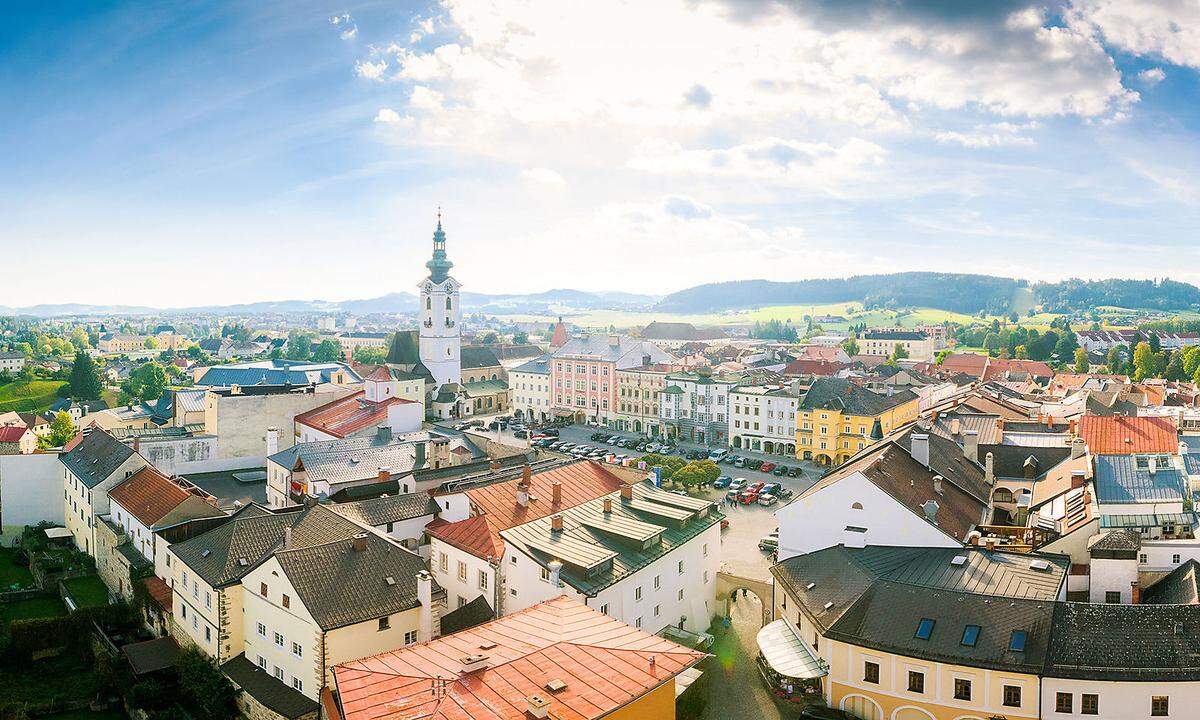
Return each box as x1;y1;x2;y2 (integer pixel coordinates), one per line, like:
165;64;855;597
295;368;422;442
1077;415;1179;455
330;596;704;720
0;425;36;454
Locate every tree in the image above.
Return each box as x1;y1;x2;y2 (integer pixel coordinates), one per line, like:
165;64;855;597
68;351;103;400
352;346;387;365
476;331;499;345
1184;347;1200;379
1133;341;1155;381
890;343;909;361
1014;345;1028;359
982;332;1000;354
42;411;76;448
511;330;529;345
286;331;314;361
934;349;951;365
843;338;859;356
311;339;342;362
124;362;168;401
671;460;720;490
144;337;158;349
176;647;238;720
1166;351;1187;381
1148;332;1161;353
1106;345;1124;374
640;453;686;481
268;346;285;360
1073;347;1089;374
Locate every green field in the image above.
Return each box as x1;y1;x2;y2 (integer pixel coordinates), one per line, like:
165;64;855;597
62;575;110;609
0;548;34;590
502;302;1063;331
0;379;67;413
0;595;67;623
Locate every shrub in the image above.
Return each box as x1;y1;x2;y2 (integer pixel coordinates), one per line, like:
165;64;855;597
176;647;238;720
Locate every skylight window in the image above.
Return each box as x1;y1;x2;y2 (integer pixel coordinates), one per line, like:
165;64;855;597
915;618;935;640
961;625;981;647
1009;630;1027;652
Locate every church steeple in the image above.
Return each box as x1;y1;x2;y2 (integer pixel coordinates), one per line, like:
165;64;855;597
425;209;453;284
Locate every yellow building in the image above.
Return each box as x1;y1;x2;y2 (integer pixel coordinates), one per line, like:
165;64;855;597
797;377;919;465
614;363;673;435
330;596;704;720
768;544;1065;720
60;430;147;555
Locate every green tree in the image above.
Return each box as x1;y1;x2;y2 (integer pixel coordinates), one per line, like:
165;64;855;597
640;453;686;480
1132;341;1155;381
68;351;103;400
268;346;285;360
1014;345;1028;359
982;332;1000;354
843;338;860;356
890;343;909;361
476;331;499;345
1166;351;1187;381
286;331;314;360
1106;345;1124;374
176;647;238;720
311;339;342;362
43;411;76;448
144;337;158;349
1073;347;1089;374
1148;332;1161;353
1184;347;1200;378
125;362;168;400
672;460;720;490
511;330;529;345
352;346;387;364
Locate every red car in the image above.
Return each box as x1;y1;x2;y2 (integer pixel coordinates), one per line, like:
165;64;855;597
739;482;766;504
760;461;776;473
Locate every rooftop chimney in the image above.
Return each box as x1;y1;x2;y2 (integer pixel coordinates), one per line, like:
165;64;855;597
490;459;502;472
984;537;997;552
932;475;944;495
378;467;391;484
377;425;392;443
911;433;930;468
417;570;433;642
548;559;563;587
621;484;634;501
132;437;140;453
352;533;368;552
283;526;292;549
551;480;562;505
551;514;563;533
1070;470;1087;490
1070;438;1087;460
985;451;995;485
603;498;612;514
1069;418;1078;435
459;654;490;673
1131;580;1142;605
963;430;979;463
517;484;531;508
526;694;551;720
522;464;532;483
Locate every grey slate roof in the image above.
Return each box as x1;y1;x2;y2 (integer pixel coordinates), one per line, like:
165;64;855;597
385;330;420;365
196;360;359;388
273;532;433;630
61;429;138;488
977;444;1071;480
461;345;502;370
267;432;430;486
1144;559;1200;605
329;493;439;528
221;654;318;719
773;545;1066;674
800;377;917;416
1094;454;1185;505
512;355;552;375
438;594;494;635
1046;602;1200;680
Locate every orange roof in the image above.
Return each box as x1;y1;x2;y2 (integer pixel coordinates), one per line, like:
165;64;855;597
294;390;414;439
550;319;569;348
1078;415;1178;455
799;346;843;362
427;515;502;561
109;466;192;527
142;576;173;611
938;352;989;377
364;365;393;382
332;596;703;720
782;359;845;377
982;358;1054;381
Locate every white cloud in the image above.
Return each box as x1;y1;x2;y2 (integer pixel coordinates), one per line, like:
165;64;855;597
935;121;1040;149
520;167;566;187
329;13;358;41
1070;0;1200;68
628;137;887;187
374;108;403;124
410;17;436;43
355;59;387;80
1139;67;1167;85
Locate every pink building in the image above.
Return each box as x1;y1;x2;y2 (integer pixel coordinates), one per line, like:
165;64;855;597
550;335;674;425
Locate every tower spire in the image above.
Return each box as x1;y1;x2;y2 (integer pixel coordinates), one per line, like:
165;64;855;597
426;209;453;283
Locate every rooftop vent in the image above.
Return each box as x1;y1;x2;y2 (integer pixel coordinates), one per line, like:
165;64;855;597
201;549;211;558
478;641;497;650
384;576;396;586
237;557;249;567
544;678;567;693
823;601;833;610
805;582;816;590
526;694;551;719
950;555;967;566
459;654;490;673
1029;559;1051;572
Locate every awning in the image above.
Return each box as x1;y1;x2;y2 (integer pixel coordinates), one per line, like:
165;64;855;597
756;619;827;680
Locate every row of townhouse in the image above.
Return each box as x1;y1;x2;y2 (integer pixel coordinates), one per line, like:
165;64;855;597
546;335;675;425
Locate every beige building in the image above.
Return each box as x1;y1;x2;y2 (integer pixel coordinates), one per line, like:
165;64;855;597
859;330;936;362
614;363;673;435
509;355;551;423
203;385;355;461
60;430;148;555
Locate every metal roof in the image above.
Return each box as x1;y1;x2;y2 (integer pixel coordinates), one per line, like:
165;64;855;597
1094;454;1185;505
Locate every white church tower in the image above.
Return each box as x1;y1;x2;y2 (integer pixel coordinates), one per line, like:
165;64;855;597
418;213;462;387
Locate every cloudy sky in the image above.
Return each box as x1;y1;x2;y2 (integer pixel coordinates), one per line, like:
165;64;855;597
2;0;1200;307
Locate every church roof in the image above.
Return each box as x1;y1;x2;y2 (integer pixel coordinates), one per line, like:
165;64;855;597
386;331;421;366
425;217;453;283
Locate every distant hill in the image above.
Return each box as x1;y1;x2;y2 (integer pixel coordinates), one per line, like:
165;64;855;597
1033;278;1200;312
654;273;1024;314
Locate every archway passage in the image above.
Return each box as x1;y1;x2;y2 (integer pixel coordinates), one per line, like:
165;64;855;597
840;694;882;720
715;571;774;627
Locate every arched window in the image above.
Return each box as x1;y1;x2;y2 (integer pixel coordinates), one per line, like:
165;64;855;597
425;297;431;310
851;502;864;510
446;297;452;311
993;487;1015;503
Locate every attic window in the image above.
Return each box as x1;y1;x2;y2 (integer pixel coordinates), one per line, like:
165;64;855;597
1009;630;1027;652
961;625;981;647
914;618;935;640
950;555;967;566
1029;559;1051;572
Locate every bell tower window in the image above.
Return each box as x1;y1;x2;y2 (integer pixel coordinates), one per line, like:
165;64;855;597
446;297;452;311
426;297;431;310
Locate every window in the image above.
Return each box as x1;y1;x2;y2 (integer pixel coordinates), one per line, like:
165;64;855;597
292;641;303;658
1174;554;1181;564
953;678;972;701
960;625;981;646
907;670;924;693
404;630;417;645
1056;692;1073;713
457;561;467;581
678;589;684;601
654;575;661;590
378;616;391;631
1105;591;1121;604
540;567;551;583
274;666;283;681
205;626;211;642
440;553;448;572
256;655;266;670
677;560;684;575
600;603;608;615
260;582;268;597
703;543;709;557
1141;553;1148;563
478;570;488;590
1009;630;1028;652
274;632;284;648
205;591;212;609
1152;696;1169;716
1082;693;1098;715
282;594;289;609
634;617;642;629
914;618;934;640
256;622;266;638
292;677;303;692
863;661;879;684
1003;685;1021;707
653;604;660;617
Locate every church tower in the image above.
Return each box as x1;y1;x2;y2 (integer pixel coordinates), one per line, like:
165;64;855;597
418;213;462;387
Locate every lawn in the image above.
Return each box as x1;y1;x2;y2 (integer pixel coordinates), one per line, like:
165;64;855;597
62;575;110;609
0;379;68;413
0;653;107;712
0;595;67;623
0;548;35;590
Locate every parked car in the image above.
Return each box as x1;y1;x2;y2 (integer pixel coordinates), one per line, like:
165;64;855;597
728;477;748;492
614;454;629;463
540;428;559;438
733;457;746;468
606;435;621;444
787;465;802;477
514;429;530;439
757;493;778;506
636;442;648;452
725;454;740;465
739;482;766;504
747;459;764;470
713;475;732;489
758;532;779;551
645;443;661;453
760;461;776;473
708;449;728;461
772;465;787;476
762;482;782;496
778;487;795;499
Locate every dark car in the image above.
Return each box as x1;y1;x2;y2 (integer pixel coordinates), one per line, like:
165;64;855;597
747;459;763;470
713;475;732;489
541;428;559;438
799;707;854;720
513;429;530;439
725;454;740;464
787;465;802;477
773;465;787;476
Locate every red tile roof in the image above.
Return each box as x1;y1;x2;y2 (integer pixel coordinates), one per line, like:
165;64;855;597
430;462;627;561
1078;415;1178;455
142;576;173;612
109;466;192;527
294;390;414;439
332;596;703;720
364;365;393;382
0;426;28;443
799;346;844;362
983;358;1054;381
782;359;846;377
939;352;989;377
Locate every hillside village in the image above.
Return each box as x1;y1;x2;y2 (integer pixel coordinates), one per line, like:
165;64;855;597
9;222;1200;720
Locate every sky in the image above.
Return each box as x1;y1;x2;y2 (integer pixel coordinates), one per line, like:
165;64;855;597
2;0;1200;307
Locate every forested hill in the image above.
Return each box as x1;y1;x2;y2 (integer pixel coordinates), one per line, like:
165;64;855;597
654;273;1200;315
654;273;1022;314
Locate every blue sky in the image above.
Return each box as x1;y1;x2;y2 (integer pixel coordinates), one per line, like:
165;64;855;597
2;0;1199;307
